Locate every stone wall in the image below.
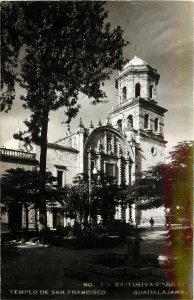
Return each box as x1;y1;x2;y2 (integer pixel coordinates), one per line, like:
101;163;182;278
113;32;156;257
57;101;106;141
46;147;79;185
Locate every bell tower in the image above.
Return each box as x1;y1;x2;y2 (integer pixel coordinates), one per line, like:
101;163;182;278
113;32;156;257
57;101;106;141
117;55;159;105
110;55;168;176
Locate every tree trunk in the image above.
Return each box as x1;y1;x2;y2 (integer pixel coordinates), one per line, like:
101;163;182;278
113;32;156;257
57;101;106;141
39;110;49;229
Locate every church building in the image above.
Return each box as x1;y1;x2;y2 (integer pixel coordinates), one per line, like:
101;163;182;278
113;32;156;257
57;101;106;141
1;56;167;229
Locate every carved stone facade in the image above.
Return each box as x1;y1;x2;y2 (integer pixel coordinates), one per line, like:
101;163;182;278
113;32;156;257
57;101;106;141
1;56;167;229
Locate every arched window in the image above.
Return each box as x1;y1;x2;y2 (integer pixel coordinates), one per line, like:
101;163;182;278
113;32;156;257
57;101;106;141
122;86;127;102
127;115;133;128
149;85;153;98
117;119;122;131
154;118;158;132
135;83;141;98
144;114;149;129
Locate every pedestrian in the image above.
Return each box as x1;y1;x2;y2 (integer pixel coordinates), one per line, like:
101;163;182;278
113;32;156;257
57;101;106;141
149;217;154;228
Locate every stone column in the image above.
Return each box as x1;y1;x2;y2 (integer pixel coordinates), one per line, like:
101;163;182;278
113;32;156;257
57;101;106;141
22;205;26;229
104;161;106;175
79;128;85;174
99;153;104;174
131;141;136;183
118;158;122;186
125;159;131;185
111;135;115;155
118;205;122;220
121;205;126;221
104;131;108;154
113;164;116;178
88;150;92;176
128;204;132;223
117;143;122;185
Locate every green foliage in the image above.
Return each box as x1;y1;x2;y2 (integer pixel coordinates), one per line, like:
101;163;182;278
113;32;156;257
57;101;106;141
1;2;128;225
58;178;89;223
166;141;193;224
57;173;122;225
1;168;57;208
1;1;128;133
168;140;193;167
1;2;24;111
91;173;120;224
129;164;166;210
130;141;193;214
72;173;89;185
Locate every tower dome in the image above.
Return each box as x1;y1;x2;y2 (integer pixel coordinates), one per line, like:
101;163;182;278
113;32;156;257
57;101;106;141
124;55;147;69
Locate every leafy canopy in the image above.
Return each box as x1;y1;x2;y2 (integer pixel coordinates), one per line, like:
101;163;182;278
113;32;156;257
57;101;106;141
1;168;57;208
129;164;166;210
1;2;128;226
129;141;193;212
1;1;128;144
56;173;121;224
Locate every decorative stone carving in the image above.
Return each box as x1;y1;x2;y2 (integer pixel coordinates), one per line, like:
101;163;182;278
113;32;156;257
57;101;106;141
104;131;108;154
111;135;115;155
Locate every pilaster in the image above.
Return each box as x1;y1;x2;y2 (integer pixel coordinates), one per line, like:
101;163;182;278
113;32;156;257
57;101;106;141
104;131;108;154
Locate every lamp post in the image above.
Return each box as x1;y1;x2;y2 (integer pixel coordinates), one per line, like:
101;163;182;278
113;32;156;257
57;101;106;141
88;164;98;224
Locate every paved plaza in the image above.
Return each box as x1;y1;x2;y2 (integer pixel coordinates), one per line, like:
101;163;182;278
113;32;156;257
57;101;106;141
2;228;191;300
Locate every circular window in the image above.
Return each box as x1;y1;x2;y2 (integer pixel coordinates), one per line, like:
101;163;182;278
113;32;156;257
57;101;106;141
151;146;157;156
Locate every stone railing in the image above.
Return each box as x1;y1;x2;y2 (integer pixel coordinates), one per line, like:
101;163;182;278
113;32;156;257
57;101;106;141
0;147;36;160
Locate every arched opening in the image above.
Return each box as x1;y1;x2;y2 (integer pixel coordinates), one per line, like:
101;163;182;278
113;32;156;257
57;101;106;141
117;119;122;131
144;114;149;129
149;85;153;98
135;83;141;98
127;115;133;129
122;86;127;102
154;118;158;132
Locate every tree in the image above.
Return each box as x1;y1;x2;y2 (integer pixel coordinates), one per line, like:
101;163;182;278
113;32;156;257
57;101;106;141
91;174;120;225
1;2;128;227
165;141;193;292
129;141;193;225
165;141;193;225
1;2;24;112
57;173;121;226
65;185;89;224
118;183;136;222
128;163;166;210
1;168;57;230
54;174;89;224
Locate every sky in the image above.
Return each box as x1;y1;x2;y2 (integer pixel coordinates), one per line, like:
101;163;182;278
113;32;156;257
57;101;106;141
1;1;193;156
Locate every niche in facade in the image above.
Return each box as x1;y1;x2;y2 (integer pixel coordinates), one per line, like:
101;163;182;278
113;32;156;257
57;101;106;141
154;117;158;132
135;83;141;98
144;114;149;129
122;86;127;102
149;85;153;99
57;170;63;187
117;119;122;131
127;115;133;129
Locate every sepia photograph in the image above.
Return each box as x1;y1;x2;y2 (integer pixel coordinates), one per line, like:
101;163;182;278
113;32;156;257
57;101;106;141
1;1;193;299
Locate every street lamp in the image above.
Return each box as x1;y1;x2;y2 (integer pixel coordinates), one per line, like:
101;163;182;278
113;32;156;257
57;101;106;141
88;164;98;224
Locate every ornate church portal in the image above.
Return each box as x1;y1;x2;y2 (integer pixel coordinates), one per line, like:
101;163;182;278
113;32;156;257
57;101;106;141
1;55;168;228
85;126;133;185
